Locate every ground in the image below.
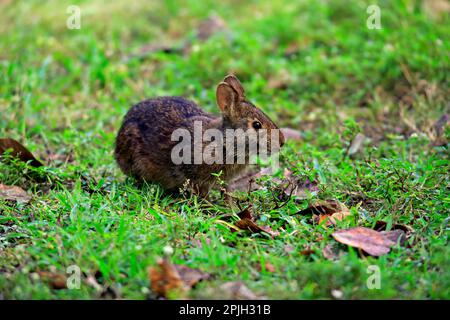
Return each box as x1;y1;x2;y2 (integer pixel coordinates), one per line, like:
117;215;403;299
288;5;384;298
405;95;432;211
0;0;449;299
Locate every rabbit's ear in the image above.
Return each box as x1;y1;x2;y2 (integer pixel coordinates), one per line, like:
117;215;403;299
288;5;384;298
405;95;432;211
223;75;245;99
216;82;238;115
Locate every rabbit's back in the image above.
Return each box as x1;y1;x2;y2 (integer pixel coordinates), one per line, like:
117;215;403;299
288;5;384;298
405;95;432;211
114;97;209;188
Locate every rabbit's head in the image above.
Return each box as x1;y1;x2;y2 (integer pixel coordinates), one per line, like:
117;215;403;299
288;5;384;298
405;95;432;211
216;75;285;156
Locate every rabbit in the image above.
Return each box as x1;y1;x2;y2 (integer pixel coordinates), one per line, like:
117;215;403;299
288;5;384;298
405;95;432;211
115;75;285;197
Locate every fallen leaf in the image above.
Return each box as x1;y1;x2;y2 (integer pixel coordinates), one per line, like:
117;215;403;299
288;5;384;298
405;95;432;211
219;281;260;300
0;184;31;204
282;169;319;200
373;220;414;234
228;167;318;201
300;248;315;256
255;262;276;273
0;138;44;167
148;258;210;298
381;230;407;246
348;133;366;156
148;258;186;298
227;167;272;192
37;271;67;290
332;227;398;257
174;264;211;288
299;200;350;226
233;206;279;237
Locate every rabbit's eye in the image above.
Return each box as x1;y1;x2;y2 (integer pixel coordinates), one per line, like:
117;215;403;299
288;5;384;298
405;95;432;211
252;121;262;130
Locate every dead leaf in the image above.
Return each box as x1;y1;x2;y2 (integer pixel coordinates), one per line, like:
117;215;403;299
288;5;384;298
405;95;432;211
299;200;350;226
0;184;31;204
280;128;302;141
37;271;67;290
228;167;318;202
0;138;44;167
149;258;186;298
174;264;211;288
227;167;272;192
219;281;260;300
373;220;414;234
233;206;280;237
255;262;276;273
148;258;210;298
348;133;366;156
300;248;315;256
282;169;319;200
332;227;398;257
381;230;407;246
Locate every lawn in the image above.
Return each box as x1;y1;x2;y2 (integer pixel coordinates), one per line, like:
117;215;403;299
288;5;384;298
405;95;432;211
0;0;449;299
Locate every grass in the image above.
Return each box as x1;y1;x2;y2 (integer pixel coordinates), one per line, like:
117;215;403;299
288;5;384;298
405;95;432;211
0;0;449;299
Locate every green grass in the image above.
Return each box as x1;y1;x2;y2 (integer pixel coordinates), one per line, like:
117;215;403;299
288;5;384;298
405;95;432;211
0;0;449;299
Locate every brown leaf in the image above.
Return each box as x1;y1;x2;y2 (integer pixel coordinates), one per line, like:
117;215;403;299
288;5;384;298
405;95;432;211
219;281;260;300
174;264;211;288
228;167;318;202
373;220;414;234
148;258;186;298
300;248;315;256
348;133;366;156
301;200;350;226
332;227;398;257
233;206;279;237
0;138;44;167
0;184;31;204
381;230;406;247
227;167;271;192
37;271;67;290
255;261;276;273
148;258;210;298
282;170;319;200
237;207;253;220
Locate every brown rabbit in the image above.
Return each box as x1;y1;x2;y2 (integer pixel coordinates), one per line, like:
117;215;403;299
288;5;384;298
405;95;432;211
115;75;284;196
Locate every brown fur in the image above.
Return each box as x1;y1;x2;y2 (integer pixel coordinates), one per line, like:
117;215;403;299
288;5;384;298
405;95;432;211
115;75;284;196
